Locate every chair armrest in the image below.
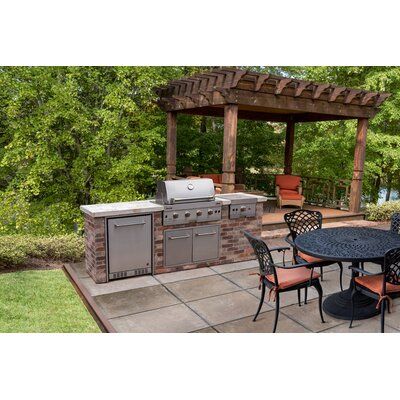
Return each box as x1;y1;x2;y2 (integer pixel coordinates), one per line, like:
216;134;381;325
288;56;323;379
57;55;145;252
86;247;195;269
276;261;315;270
269;246;291;253
349;266;379;276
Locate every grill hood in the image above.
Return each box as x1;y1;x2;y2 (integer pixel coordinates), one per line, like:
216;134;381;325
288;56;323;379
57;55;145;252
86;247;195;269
155;179;215;205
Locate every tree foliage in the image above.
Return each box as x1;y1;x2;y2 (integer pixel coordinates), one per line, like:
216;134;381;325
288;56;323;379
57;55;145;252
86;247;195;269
0;66;399;234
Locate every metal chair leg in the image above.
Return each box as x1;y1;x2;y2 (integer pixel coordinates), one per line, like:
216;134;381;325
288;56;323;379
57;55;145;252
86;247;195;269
320;266;324;281
304;286;308;304
314;281;325;323
349;288;356;328
297;288;301;307
338;262;344;291
381;298;386;333
253;282;265;322
273;292;280;333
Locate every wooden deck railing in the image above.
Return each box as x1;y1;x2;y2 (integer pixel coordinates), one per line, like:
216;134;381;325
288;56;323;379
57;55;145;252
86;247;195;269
243;173;351;210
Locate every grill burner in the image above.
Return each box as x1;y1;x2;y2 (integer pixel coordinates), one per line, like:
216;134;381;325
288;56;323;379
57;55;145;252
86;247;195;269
155;179;222;226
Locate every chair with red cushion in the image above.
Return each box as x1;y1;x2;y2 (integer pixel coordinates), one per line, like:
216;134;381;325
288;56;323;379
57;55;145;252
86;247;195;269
349;247;400;333
275;175;305;208
284;210;344;304
244;230;325;332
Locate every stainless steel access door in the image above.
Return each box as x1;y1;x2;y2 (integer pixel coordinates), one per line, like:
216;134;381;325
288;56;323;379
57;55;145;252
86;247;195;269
164;228;193;267
193;225;220;262
107;215;152;279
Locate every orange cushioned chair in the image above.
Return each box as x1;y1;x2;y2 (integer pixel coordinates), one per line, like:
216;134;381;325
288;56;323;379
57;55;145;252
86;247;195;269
199;173;245;194
244;230;325;333
349;247;400;333
275;174;305;208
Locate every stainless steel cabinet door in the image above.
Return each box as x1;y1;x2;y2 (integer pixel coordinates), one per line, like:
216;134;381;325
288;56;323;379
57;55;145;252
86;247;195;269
193;225;220;262
164;229;193;267
107;215;152;274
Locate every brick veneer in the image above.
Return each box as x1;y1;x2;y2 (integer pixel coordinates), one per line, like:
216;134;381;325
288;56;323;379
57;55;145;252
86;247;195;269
84;214;107;283
83;203;263;282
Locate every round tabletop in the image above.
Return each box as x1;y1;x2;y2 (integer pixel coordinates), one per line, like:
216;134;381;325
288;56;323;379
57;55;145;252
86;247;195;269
295;227;400;262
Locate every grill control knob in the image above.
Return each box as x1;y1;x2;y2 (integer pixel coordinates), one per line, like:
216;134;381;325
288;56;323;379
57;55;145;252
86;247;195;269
173;213;179;219
207;209;214;215
196;210;202;216
240;206;246;212
185;211;191;217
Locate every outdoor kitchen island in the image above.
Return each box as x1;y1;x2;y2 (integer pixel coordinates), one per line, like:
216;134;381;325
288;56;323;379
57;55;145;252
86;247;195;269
80;180;267;284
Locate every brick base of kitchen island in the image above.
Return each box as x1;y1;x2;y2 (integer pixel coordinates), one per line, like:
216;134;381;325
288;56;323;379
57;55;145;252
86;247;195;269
84;203;263;283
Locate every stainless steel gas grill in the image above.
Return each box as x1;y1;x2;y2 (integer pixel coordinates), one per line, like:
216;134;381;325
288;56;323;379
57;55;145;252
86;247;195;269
155;179;222;267
155;179;222;226
217;193;257;219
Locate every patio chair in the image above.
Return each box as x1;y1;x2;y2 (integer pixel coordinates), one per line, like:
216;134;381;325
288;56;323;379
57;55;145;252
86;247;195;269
275;174;305;209
243;230;325;333
361;212;400;271
349;246;400;333
284;210;344;304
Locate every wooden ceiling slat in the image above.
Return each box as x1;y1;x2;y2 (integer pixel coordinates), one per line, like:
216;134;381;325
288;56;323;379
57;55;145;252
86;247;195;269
312;84;331;100
155;68;391;120
344;89;363;104
254;74;270;91
329;87;347;102
294;81;311;97
360;92;378;106
275;78;293;95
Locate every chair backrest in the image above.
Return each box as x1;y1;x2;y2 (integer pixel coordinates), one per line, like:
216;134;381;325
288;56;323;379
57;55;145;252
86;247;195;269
275;175;301;191
390;213;400;234
284;209;322;241
383;247;400;289
243;230;277;281
199;173;222;184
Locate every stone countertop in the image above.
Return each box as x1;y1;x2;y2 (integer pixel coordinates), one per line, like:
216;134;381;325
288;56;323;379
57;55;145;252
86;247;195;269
80;200;164;218
216;192;268;203
80;192;268;218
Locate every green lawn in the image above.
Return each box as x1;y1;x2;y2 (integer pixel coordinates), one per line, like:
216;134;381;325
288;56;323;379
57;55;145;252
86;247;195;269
0;269;100;333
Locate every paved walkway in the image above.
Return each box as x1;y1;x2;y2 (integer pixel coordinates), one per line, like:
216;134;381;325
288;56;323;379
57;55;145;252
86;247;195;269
69;232;400;333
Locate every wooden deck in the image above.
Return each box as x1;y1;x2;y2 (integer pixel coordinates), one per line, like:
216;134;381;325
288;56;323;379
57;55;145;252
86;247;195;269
262;204;365;231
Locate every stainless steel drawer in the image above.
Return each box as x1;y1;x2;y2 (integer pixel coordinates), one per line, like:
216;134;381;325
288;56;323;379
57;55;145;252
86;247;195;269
164;228;193;267
193;225;220;262
107;215;152;279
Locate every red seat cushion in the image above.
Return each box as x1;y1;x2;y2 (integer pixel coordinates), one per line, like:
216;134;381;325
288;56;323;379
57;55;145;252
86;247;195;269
279;190;303;200
298;251;324;263
355;275;400;295
266;267;320;290
200;174;222;184
275;175;301;191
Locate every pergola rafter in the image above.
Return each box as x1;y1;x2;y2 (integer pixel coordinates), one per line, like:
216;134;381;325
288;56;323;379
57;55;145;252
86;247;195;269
154;68;391;213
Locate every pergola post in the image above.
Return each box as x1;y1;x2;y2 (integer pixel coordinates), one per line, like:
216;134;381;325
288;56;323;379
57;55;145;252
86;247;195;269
284;120;295;175
166;111;177;180
222;104;238;193
349;118;369;213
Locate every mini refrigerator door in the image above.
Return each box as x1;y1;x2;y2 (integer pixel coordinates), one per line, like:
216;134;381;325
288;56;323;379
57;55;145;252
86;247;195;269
107;215;152;280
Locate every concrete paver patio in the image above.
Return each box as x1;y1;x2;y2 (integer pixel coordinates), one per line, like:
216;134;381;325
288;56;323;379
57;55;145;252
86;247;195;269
68;235;400;333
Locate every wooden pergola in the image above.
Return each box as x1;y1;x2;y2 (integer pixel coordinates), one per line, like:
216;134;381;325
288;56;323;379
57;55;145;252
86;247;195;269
155;68;390;213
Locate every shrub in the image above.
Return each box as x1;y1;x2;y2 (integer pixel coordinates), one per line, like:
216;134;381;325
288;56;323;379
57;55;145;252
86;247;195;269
365;200;400;222
0;234;84;269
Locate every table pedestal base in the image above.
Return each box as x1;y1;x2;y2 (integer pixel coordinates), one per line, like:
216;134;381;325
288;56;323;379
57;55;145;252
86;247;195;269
323;289;379;321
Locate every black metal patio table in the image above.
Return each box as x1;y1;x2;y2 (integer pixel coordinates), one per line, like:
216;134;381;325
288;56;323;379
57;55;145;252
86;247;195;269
295;227;400;320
